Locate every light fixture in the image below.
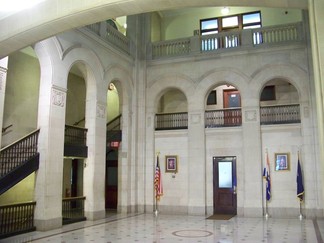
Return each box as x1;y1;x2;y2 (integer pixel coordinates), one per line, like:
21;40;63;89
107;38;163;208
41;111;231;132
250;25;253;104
221;7;230;15
108;83;115;91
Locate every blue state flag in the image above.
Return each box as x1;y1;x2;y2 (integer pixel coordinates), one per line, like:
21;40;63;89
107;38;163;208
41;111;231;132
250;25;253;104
263;153;271;201
297;159;304;202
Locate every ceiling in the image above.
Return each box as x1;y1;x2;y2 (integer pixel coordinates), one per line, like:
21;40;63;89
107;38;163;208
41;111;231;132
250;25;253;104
0;0;308;58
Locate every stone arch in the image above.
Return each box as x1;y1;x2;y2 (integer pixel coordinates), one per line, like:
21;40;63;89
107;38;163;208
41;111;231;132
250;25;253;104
62;46;105;102
147;73;195;114
250;64;309;104
197;68;250;109
104;64;134;115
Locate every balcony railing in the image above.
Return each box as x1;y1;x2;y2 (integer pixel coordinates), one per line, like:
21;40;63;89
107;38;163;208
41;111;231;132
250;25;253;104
152;38;191;58
64;125;87;146
151;22;304;59
85;22;130;55
62;196;86;225
201;31;241;52
155;112;188;130
252;23;303;46
205;108;242;128
260;104;300;125
155;105;300;130
0;201;36;239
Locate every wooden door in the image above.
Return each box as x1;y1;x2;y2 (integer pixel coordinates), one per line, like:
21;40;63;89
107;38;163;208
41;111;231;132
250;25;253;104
223;90;241;126
213;156;237;215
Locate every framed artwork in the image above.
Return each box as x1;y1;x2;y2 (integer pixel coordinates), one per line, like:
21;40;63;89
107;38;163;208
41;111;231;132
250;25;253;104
275;153;290;171
165;155;178;173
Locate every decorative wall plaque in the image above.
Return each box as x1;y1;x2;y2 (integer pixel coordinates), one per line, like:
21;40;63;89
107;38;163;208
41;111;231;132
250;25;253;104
190;113;201;124
245;109;257;122
0;70;5;91
96;102;106;118
51;87;66;107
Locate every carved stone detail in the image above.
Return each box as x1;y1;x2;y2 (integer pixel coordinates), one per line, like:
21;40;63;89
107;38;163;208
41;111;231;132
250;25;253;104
245;109;257;122
51;87;66;107
96;102;106;118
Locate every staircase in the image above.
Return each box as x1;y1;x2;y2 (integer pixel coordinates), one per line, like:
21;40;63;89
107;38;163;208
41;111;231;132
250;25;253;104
0;129;40;195
107;115;122;148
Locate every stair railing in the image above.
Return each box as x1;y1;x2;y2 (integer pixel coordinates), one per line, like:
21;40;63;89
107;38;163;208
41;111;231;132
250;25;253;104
0;129;40;178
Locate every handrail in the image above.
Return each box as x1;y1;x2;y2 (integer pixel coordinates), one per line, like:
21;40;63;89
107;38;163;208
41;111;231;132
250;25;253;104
151;22;304;59
62;196;86;224
64;125;87;146
205;108;242;128
62;196;86;201
0;129;40;178
73;118;85;126
260;104;300;125
107;114;122;130
0;201;36;237
2;124;13;133
84;21;130;55
0;129;40;152
0;201;35;208
107;114;122;126
155;112;188;130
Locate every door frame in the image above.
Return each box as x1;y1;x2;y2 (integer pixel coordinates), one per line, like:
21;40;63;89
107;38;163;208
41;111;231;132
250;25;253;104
213;156;237;215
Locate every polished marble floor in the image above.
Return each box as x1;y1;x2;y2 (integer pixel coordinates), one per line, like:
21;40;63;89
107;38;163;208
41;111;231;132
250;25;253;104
1;212;324;243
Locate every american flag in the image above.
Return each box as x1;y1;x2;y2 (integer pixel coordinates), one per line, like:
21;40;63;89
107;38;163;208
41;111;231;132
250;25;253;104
154;154;163;201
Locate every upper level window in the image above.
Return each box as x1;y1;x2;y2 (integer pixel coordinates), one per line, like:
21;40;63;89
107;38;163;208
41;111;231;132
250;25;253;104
201;19;218;35
242;12;261;29
200;11;261;35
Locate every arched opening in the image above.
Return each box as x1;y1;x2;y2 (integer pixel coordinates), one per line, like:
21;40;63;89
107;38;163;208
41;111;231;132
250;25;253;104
205;84;242;128
155;88;188;130
0;46;40;205
106;81;121;210
259;78;300;125
62;63;87;223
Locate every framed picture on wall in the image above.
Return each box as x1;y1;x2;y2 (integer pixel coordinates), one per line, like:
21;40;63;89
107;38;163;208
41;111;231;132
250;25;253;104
275;153;290;171
165;155;178;173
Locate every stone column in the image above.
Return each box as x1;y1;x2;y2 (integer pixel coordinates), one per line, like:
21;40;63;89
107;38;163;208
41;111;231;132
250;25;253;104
308;0;324;206
241;105;263;217
126;13;149;213
83;99;106;220
33;41;67;231
0;57;8;146
187;108;206;215
35;84;66;230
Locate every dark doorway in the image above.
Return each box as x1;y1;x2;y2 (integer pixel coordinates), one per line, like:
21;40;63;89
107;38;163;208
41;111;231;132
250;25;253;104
106;150;118;209
213;156;237;215
71;159;79;197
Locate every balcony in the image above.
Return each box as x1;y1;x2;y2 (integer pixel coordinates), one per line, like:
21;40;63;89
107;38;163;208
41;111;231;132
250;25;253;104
155;112;188;130
205;108;242;128
155;104;300;130
64;125;88;158
150;22;304;59
82;21;304;61
260;104;300;125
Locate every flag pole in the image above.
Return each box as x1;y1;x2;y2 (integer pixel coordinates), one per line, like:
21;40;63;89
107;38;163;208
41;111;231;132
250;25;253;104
264;149;270;219
298;150;303;220
154;151;160;216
